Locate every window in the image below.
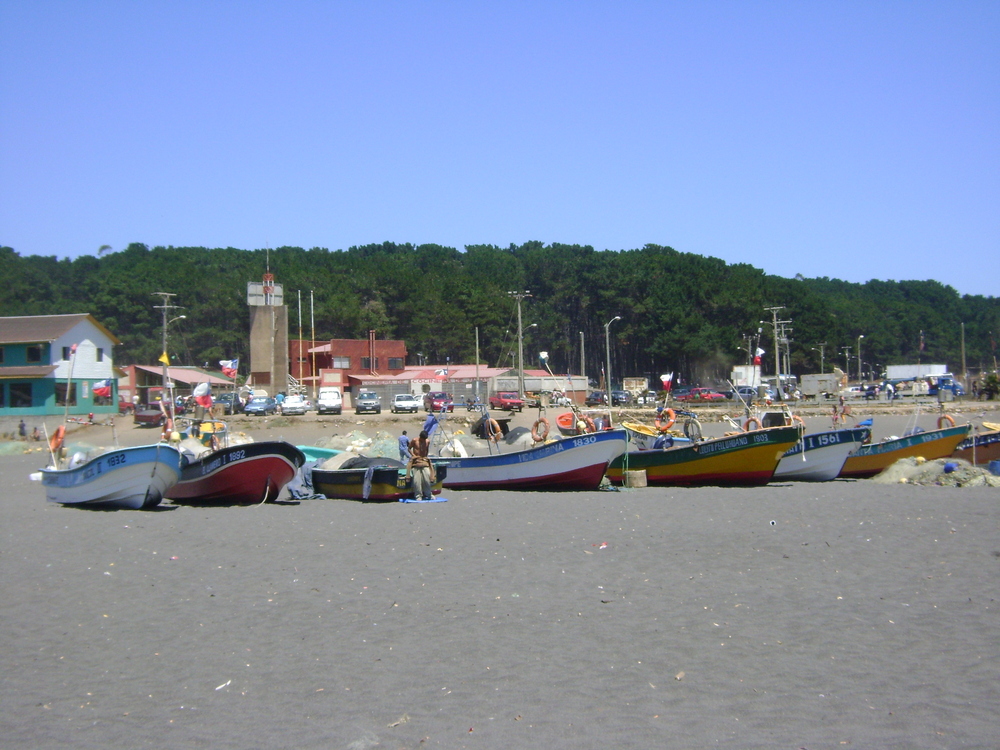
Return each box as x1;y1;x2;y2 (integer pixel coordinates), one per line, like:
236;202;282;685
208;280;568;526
0;384;4;407
55;382;77;407
10;383;32;407
388;357;404;370
96;348;104;362
361;357;379;370
0;347;4;364
63;346;71;360
332;357;350;369
26;345;42;363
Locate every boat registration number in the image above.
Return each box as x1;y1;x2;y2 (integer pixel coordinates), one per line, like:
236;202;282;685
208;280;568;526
572;436;597;447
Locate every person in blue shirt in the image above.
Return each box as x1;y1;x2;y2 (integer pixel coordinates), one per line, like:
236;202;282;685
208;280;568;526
398;430;411;462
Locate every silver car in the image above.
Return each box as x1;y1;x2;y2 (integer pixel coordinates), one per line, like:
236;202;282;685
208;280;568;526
354;391;381;414
391;394;421;413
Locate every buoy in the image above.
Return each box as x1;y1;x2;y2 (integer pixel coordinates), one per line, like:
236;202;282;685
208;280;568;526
49;425;66;454
654;408;676;432
531;418;550;442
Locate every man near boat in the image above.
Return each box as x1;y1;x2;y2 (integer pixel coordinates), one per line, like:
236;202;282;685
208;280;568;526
408;430;436;500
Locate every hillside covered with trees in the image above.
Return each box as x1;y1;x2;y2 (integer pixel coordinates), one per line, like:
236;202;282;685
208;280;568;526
2;242;997;387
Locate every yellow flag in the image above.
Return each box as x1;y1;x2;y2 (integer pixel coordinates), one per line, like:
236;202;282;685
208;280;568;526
159;351;170;365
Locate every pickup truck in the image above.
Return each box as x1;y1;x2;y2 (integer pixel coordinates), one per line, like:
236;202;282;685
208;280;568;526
489;391;524;411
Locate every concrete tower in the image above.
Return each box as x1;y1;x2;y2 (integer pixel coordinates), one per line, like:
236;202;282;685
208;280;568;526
247;271;288;393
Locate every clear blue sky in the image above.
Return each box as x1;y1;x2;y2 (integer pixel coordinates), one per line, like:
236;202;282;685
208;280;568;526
2;1;997;296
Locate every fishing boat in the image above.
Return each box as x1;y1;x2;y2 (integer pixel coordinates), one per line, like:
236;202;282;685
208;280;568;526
839;423;971;479
621;418;694;451
312;456;447;501
951;422;1000;466
772;427;870;482
41;443;184;509
436;428;627;491
554;410;611;436
166;441;306;504
607;425;801;487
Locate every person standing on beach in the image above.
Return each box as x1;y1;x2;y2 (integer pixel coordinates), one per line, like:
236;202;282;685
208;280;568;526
408;430;436;501
19;420;27;439
398;430;411;462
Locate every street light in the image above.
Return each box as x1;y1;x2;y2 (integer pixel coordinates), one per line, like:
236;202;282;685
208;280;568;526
810;344;826;374
857;335;865;382
517;322;537;398
604;316;620;423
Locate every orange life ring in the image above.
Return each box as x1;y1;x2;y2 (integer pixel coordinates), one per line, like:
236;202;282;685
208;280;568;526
486;418;503;442
937;414;955;429
531;418;550;442
654;408;676;432
49;425;66;454
583;416;596;434
787;414;805;428
161;417;173;442
743;417;762;432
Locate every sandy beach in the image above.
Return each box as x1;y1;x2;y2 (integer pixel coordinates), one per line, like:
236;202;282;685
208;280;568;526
2;403;999;748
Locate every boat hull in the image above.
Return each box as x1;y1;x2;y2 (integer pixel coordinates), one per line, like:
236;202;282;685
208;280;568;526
166;441;305;504
437;429;627;491
773;427;870;482
312;464;446;501
839;424;970;479
608;426;801;487
42;444;184;509
951;429;1000;466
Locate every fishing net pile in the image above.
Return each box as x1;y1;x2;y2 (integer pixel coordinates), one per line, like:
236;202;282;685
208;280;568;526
873;457;1000;487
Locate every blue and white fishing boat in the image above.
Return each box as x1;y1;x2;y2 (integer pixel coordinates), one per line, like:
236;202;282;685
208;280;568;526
41;443;185;510
435;429;627;491
772;427;871;482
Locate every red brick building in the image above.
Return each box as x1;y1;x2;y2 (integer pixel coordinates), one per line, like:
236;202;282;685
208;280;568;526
290;332;407;395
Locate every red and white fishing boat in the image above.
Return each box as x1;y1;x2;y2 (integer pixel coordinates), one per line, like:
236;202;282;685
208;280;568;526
166;441;305;504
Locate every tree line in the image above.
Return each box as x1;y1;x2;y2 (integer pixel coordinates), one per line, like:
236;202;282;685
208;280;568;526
1;242;997;387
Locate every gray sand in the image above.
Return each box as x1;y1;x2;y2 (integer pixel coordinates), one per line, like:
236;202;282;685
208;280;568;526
2;408;998;748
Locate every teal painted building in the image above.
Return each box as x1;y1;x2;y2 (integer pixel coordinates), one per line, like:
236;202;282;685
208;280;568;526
0;314;122;417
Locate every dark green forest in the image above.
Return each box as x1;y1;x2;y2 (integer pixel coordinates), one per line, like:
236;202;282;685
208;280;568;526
2;242;997;386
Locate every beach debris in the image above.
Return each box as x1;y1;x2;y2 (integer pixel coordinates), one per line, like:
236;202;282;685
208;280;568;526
215;679;231;690
387;714;409;728
675;671;685;680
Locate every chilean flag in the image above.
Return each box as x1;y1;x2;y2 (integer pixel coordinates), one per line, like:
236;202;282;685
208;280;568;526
193;381;213;408
219;358;238;379
93;378;113;398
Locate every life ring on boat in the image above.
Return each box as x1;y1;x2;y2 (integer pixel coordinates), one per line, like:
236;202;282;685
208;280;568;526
49;425;66;454
210;434;220;451
582;416;597;434
787;414;806;428
486;418;503;442
937;414;955;429
654;408;676;432
531;418;550;442
161;417;173;442
743;417;762;432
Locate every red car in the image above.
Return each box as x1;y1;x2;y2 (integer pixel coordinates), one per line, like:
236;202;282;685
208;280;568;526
675;387;726;402
488;391;524;412
423;391;455;412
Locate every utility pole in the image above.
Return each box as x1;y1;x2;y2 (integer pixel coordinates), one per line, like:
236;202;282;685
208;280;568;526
508;291;532;397
811;343;827;374
764;306;785;399
841;346;852;378
152;292;183;423
961;322;967;394
579;331;585;382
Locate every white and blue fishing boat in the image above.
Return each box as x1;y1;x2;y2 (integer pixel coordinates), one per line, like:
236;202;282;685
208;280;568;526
772;426;871;482
41;443;185;510
435;428;627;491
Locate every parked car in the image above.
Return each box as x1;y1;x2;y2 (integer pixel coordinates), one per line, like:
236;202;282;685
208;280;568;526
424;391;455;412
489;391;525;411
675;387;726;402
585;391;608;406
729;386;759;403
669;387;692;400
635;391;659;405
610;390;631;406
391;393;421;413
317;387;343;415
216;393;238;415
281;395;309;415
244;396;278;416
354;391;381;414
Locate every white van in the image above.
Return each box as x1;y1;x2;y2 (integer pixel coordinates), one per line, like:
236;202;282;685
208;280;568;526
316;387;343;415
